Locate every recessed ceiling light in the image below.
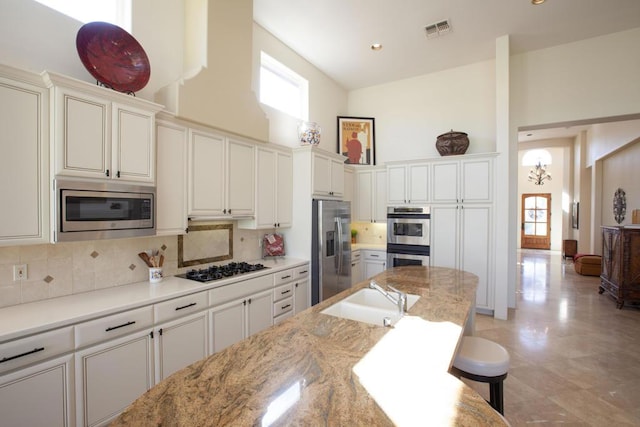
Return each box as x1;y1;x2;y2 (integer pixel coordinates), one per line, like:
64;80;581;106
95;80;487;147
370;43;383;51
531;0;546;4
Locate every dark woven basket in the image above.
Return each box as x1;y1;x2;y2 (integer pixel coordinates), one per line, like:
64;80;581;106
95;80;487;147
436;130;469;156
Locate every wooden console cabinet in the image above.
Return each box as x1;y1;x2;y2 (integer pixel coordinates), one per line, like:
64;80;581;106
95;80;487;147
600;226;640;309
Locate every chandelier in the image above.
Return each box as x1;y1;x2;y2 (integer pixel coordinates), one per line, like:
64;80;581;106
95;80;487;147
528;161;552;185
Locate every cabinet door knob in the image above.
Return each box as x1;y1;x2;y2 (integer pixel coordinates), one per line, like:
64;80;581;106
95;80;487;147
105;169;110;177
116;170;121;178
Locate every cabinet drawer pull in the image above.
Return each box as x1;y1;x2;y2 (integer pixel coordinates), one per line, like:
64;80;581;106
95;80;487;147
105;321;136;332
280;275;291;280
1;347;45;364
280;289;291;295
370;254;379;258
281;304;291;310
175;302;197;311
298;270;308;274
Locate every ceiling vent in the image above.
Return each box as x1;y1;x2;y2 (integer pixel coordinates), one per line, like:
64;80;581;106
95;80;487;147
424;19;451;39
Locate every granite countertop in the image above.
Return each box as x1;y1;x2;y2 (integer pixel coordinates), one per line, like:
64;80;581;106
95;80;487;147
112;266;508;426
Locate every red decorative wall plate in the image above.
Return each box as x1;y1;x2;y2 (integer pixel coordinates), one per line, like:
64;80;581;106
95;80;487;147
76;21;150;94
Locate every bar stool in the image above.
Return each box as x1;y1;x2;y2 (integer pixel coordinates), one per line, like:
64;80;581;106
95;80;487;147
450;336;510;415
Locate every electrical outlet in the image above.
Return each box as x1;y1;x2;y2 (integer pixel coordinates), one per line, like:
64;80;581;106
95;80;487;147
13;264;27;281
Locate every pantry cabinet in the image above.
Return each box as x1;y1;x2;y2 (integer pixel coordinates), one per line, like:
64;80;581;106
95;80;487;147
387;163;429;205
156;119;188;235
0;66;50;246
239;146;292;229
355;167;387;223
44;72;162;184
431;204;493;311
188;129;255;218
424;153;496;312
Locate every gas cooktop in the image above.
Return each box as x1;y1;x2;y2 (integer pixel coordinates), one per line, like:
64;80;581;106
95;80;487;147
177;262;268;283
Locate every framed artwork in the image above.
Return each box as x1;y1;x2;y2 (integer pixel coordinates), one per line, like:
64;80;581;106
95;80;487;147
572;202;579;229
337;116;375;165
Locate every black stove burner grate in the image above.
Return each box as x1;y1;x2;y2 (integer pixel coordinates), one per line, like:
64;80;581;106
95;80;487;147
179;262;268;283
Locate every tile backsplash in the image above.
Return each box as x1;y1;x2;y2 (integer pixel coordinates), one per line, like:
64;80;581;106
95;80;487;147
0;222;264;308
351;222;387;245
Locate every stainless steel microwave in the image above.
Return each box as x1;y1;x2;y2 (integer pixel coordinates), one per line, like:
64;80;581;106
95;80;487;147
54;179;155;242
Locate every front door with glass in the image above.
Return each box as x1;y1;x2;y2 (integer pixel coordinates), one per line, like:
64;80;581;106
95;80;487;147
521;193;551;250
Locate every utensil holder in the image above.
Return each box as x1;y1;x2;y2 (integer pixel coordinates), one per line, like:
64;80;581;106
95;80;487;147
149;267;163;284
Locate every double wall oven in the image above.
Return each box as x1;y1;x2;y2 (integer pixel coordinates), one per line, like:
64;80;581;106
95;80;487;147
386;206;430;268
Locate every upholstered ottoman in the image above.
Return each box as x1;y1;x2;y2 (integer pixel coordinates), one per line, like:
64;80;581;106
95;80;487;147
574;254;602;276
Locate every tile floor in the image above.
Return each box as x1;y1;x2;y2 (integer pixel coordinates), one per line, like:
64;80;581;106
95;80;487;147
463;249;640;426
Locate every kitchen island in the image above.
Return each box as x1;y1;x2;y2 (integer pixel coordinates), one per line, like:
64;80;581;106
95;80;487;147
112;266;508;426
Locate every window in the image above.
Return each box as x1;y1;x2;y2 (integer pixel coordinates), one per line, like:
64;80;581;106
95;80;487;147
34;0;131;32
259;52;308;120
522;149;552;166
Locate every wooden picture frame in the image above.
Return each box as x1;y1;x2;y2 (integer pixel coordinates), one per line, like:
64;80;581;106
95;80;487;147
337;116;375;165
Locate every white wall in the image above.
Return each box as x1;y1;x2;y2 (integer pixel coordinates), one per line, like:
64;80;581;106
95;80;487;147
0;0;185;102
252;23;348;148
511;28;640;129
347;60;497;164
587;120;640;165
601;140;640;226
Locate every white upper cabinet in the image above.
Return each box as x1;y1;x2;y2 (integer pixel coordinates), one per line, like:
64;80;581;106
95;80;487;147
188;129;255;218
312;149;345;198
355;167;387;223
432;156;493;204
44;72;162;184
239;146;292;229
156;119;188;235
0;66;50;246
387;163;429;205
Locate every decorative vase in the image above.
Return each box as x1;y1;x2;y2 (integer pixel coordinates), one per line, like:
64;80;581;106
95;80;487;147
298;121;321;146
436;130;469;156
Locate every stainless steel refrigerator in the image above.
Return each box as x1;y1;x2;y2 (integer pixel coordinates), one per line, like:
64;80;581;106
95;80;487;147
311;199;351;305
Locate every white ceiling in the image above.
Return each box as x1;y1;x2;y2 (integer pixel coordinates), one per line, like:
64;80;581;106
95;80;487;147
254;0;640;143
254;0;640;91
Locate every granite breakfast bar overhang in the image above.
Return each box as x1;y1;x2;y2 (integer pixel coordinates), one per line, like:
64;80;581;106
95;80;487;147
112;266;508;426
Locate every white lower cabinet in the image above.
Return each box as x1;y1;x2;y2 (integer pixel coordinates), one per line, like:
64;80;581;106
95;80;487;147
209;275;274;354
363;250;387;279
0;326;75;426
75;329;154;427
293;266;310;315
351;249;362;285
431;204;493;311
153;292;209;382
0;353;74;427
74;306;154;427
209;290;272;353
